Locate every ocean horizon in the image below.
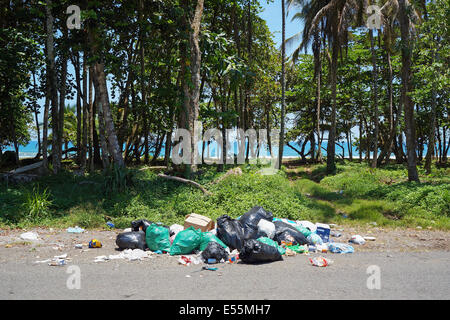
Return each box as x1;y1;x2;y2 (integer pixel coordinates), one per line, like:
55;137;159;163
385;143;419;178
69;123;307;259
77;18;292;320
3;140;434;160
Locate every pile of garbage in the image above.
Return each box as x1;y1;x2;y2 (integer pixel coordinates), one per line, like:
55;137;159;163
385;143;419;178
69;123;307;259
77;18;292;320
114;206;365;267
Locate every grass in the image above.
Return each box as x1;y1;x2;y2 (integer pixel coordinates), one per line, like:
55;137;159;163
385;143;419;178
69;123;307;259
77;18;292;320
291;161;450;229
0;160;449;230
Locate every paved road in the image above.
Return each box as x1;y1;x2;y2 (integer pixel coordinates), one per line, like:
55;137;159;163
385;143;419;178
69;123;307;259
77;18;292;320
1;251;449;300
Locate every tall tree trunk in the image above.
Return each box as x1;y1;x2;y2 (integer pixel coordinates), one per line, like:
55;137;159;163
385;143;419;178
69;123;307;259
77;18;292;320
73;51;82;165
81;52;88;172
59;27;68;167
88;66;95;172
377;47;395;166
92;62;125;168
399;0;419;182
88;15;125;168
326;37;339;174
370;29;379;168
278;0;286;169
425;50;438;173
139;0;149;164
181;0;204;177
313;29;322;163
32;72;41;158
46;0;60;174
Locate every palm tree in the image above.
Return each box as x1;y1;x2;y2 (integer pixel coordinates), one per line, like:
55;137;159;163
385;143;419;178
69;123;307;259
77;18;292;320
286;0;329;163
295;0;365;173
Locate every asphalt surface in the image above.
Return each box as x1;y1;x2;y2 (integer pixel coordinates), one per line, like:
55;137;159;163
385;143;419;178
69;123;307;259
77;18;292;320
1;251;449;300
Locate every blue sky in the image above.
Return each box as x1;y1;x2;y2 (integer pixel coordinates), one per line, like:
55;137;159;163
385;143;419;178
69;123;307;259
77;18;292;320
259;0;306;57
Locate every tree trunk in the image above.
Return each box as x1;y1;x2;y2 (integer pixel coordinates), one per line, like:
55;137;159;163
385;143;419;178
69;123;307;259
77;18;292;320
278;0;286;170
425;50;438;173
326;38;339;174
370;29;379;168
88;66;95;172
399;0;419;182
314;30;322;163
46;0;60;174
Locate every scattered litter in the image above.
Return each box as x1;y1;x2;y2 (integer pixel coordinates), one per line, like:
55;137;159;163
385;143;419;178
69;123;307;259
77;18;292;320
20;232;39;241
202;266;218;271
108;249;150;261
106;222;115;228
185;275;191;278
54;253;68;259
89;239;102;248
75;244;83;249
94;256;109;263
349;235;366;245
330;230;342;237
67;226;84;234
178;256;192;266
123;228;132;232
309;256;333;267
363;236;376;241
34;259;52;264
49;259;67;266
328;243;354;254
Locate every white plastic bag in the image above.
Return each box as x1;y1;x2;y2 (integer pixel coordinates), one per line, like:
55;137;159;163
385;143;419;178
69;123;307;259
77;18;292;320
350;235;366;245
257;219;276;239
296;221;317;233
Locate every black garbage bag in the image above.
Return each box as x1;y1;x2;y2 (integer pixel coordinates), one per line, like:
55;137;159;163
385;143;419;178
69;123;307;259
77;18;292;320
131;219;153;232
216;215;245;250
131;220;173;236
238;206;273;240
273;221;308;245
239;239;283;264
201;242;229;262
116;231;147;250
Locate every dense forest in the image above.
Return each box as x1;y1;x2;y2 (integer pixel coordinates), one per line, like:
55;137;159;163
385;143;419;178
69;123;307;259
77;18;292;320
0;0;449;183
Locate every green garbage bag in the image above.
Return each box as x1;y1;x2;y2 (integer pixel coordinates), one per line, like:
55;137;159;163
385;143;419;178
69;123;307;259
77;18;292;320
294;225;312;238
257;237;286;255
199;232;227;251
286;244;308;253
146;223;171;252
170;227;202;256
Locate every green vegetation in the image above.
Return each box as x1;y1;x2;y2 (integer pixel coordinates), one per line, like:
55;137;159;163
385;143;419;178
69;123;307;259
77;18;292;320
1;161;449;230
293;162;450;230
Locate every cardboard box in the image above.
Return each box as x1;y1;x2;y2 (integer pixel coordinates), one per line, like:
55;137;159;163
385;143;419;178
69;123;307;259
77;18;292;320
184;213;215;232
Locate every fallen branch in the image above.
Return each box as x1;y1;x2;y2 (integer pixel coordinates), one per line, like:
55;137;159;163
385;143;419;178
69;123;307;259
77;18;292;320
9;161;43;174
158;173;212;196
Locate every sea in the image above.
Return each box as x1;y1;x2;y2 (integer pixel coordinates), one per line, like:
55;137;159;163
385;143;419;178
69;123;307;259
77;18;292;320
3;140;416;160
